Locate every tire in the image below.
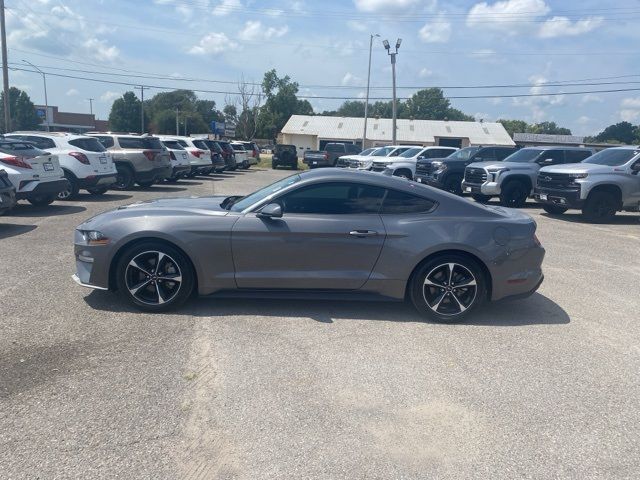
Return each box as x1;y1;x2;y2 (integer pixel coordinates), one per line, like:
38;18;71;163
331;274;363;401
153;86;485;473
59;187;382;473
499;181;528;208
272;161;277;170
393;170;413;180
115;241;195;312
291;162;298;170
444;176;463;195
472;194;491;203
57;173;79;200
28;195;56;206
542;204;568;215
582;191;617;223
87;187;109;195
409;254;487;323
137;180;155;188
113;165;135;190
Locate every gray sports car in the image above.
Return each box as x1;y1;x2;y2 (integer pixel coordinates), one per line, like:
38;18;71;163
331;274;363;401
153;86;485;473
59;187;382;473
73;169;545;322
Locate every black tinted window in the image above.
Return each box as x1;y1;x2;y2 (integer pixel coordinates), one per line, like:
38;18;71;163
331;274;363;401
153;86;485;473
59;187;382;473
68;138;106;152
117;137;162;149
20;136;55;149
0;141;46;155
423;149;449;159
382;189;435;214
346;144;361;153
495;148;516;161
93;136;114;148
279;182;385;214
325;144;345;152
162;140;185;150
473;148;496;162
231;144;245;151
565;150;593;163
192;140;209;150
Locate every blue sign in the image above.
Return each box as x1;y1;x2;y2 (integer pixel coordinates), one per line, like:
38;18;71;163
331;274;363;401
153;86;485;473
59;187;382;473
210;121;225;136
36;108;46;119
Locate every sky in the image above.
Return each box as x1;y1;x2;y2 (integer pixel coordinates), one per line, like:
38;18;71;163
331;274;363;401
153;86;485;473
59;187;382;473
5;0;640;136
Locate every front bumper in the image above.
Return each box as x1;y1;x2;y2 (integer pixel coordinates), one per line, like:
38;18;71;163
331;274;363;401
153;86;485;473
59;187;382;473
415;173;445;189
73;230;111;290
533;187;583;209
77;173;117;189
461;180;501;196
16;178;68;200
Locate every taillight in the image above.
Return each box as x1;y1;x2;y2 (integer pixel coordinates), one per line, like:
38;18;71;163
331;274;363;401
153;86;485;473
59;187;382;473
170;151;177;161
69;151;90;165
143;150;155;161
0;156;32;169
192;150;203;158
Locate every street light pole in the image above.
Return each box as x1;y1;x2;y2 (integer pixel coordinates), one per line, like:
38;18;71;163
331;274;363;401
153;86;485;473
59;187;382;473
88;98;94;115
0;0;10;132
383;38;402;145
23;60;49;132
362;33;379;149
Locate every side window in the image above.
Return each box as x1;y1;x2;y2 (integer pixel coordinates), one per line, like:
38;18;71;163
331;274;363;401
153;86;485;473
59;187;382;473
538;150;565;165
381;189;436;214
565;150;592;163
94;136;114;148
435;149;455;158
474;149;496;162
25;136;56;150
278;182;385;215
495;148;514;161
423;149;444;159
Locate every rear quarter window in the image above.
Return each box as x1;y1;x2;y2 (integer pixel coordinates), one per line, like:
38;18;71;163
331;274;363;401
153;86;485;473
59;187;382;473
382;189;436;214
68;138;106;152
18;136;56;150
93;136;115;148
117;137;163;150
192;140;210;150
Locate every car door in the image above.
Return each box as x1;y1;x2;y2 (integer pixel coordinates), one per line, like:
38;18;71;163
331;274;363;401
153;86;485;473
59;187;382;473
231;182;387;290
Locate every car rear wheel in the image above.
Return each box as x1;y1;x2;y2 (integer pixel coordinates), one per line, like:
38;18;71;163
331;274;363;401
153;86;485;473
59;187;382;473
137;180;155;188
542;204;568;215
393;169;412;180
114;165;135;190
57;173;79;200
500;181;528;208
582;191;617;223
271;161;277;170
410;254;487;323
116;242;195;312
471;194;491;203
87;187;109;195
28;194;56;207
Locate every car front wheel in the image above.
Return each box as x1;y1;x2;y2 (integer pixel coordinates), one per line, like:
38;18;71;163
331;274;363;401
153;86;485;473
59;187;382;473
28;194;56;206
409;254;487;323
582;191;617;223
116;242;195;312
57;173;79;200
500;181;528;208
471;194;491;203
114;165;135;190
542;204;568;215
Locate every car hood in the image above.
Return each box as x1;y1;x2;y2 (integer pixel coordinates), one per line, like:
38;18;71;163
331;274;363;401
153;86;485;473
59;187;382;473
77;196;231;230
539;163;613;174
467;161;529;170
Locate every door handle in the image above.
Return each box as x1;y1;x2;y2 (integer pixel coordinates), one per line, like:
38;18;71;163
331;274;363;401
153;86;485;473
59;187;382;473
349;230;378;237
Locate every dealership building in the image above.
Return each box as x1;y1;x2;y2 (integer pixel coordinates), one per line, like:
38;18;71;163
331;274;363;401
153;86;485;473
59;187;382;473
279;115;515;152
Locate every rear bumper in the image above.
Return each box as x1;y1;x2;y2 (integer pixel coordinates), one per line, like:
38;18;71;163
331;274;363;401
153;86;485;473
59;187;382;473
171;165;191;178
135;166;172;183
491;245;546;302
533;187;584;209
303;158;332;167
16;179;68;200
77;173;117;189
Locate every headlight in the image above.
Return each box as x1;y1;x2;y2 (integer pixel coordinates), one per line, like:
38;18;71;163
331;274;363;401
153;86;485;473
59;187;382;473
487;167;509;180
82;230;110;245
568;173;588;179
431;161;447;172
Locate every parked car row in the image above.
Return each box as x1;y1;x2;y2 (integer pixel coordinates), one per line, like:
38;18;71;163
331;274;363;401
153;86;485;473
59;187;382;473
330;143;640;223
0;131;257;216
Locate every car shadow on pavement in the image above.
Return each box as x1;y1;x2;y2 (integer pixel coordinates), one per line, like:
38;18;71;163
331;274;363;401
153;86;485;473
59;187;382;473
72;193;133;203
0;223;37;239
132;186;188;193
540;212;639;225
7;204;86;217
84;291;569;327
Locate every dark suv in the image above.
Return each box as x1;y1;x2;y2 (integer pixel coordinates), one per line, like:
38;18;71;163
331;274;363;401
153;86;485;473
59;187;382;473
216;141;237;171
415;146;519;195
272;144;299;170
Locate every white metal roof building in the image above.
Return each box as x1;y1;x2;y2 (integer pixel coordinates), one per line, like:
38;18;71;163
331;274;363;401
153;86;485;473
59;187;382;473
280;115;515;151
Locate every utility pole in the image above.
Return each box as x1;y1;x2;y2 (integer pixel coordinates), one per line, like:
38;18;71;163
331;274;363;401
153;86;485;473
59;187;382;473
135;85;146;133
363;33;379;149
383;38;402;145
1;0;11;133
22;60;49;131
175;107;179;135
88;98;94;115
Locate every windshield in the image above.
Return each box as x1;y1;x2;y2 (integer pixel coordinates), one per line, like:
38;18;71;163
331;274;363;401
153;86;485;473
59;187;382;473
582;149;639;166
447;147;480;161
503;148;543;163
360;148;375;156
228;174;302;212
399;147;423;158
372;147;393;156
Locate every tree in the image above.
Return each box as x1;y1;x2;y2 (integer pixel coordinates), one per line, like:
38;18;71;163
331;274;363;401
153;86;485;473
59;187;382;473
0;87;41;132
590;121;638;144
108;91;145;133
528;121;572;136
233;76;263;140
497;119;529;137
257;69;314;139
336;100;366;118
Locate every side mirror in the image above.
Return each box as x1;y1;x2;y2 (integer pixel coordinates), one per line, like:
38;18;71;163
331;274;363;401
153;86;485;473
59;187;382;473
631;162;640;174
257;203;282;219
417;155;425;160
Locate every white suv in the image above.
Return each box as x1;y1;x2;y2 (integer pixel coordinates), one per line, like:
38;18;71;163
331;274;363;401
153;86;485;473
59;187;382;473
7;132;117;199
0;137;67;206
158;138;193;181
165;136;212;176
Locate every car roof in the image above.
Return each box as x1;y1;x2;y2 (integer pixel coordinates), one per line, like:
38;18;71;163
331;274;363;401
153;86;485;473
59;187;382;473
8;131;90;140
520;146;593;151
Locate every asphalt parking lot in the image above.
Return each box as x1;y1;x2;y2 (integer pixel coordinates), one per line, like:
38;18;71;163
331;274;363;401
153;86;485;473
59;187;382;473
1;168;639;479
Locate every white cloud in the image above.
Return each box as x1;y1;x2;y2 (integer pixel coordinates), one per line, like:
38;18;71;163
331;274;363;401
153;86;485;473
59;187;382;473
341;72;362;86
579;94;604;105
538;16;603;38
354;0;420;12
100;91;121;102
619;97;640;122
418;68;433;78
239;21;288;41
66;88;79;96
189;33;238;55
419;15;451;43
576;116;591;125
512;75;565;122
212;0;241;16
467;0;549;34
347;20;368;32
